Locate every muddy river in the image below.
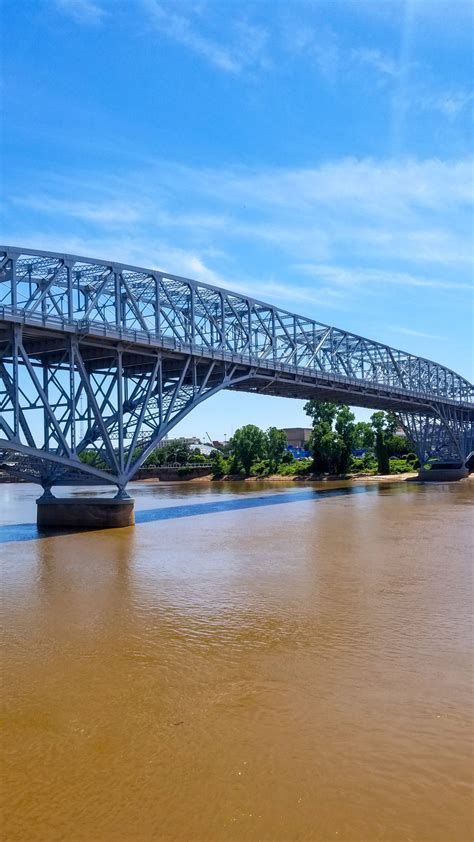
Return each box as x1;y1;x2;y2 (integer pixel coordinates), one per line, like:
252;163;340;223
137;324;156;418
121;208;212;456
1;478;472;841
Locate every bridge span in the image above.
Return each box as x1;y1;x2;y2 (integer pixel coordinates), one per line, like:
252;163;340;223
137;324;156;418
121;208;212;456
0;246;472;522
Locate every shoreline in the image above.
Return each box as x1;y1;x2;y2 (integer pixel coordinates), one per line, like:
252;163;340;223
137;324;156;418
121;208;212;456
2;471;472;487
137;471;471;484
136;471;420;484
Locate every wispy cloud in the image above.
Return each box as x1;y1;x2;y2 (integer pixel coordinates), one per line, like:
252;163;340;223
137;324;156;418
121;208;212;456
165;157;473;213
139;157;473;267
13;196;143;226
4;156;472;322
390;326;444;341
351;47;400;78
417;89;474;119
54;0;106;26
283;20;399;85
143;0;269;74
25;156;474;267
296;264;471;293
301;28;340;83
1;227;329;309
52;0;472;130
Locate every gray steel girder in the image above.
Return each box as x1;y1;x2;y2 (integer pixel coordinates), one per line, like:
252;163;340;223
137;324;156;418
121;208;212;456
0;245;473;487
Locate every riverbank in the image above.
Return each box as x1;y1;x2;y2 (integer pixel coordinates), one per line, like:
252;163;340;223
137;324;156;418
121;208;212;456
136;470;420;484
3;469;471;487
137;470;472;484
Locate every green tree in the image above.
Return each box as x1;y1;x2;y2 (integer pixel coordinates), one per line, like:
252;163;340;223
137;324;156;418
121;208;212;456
304;401;356;474
334;405;356;473
319;428;346;473
303;400;338;427
78;449;107;470
353;421;374;449
210;449;230;478
265;427;288;473
370;412;397;474
229;424;267;475
144;439;192;467
385;433;410;457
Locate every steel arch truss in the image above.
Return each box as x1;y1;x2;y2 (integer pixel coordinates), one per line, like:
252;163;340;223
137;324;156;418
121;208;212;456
1;246;472;405
0;323;249;488
397;405;474;465
0;245;473;487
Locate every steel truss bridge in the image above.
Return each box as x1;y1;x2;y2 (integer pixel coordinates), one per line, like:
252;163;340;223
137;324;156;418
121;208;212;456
0;245;473;493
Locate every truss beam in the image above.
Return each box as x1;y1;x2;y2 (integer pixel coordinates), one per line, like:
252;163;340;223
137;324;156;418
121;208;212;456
0;245;473;488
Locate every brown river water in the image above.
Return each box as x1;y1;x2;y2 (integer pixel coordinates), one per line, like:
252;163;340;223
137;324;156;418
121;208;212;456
1;478;473;842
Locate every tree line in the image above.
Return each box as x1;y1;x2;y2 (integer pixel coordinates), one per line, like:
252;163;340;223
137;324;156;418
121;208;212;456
303;401;417;476
212;404;418;478
79;403;419;478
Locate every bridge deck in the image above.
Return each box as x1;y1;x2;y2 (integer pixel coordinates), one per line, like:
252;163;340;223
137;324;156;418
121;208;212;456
0;245;472;488
1;313;472;416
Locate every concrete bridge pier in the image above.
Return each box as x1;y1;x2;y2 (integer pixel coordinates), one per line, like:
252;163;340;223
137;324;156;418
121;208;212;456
417;463;469;482
36;488;135;531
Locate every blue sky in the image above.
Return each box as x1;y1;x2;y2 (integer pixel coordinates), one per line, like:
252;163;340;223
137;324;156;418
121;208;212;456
1;0;473;440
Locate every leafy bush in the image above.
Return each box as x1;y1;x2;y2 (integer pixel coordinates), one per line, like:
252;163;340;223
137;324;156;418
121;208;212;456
145;439;193;466
363;458;378;472
349;455;377;474
386;435;411;457
278;459;312;476
215;425;290;476
211;452;231;478
78;449;107;470
250;459;272;476
190;452;208;464
388;458;419;473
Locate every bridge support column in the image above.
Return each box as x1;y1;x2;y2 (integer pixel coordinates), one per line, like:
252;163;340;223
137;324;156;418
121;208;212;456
36;496;135;530
417;466;469;482
398;407;473;482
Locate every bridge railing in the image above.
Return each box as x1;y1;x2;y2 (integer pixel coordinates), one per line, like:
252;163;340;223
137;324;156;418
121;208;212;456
1;245;473;406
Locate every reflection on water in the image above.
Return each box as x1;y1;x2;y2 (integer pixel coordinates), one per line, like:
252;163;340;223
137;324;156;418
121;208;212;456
0;482;377;544
1;479;473;841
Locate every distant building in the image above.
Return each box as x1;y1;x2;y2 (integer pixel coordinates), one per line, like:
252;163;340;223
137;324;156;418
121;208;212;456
282;427;312;449
166;436;201;446
190;443;216;457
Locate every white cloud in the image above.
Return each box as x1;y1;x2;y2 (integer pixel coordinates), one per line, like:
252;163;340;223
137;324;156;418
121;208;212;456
351;47;400;78
14;196;143;226
418;89;474;119
1;227;330;309
5;156;472;320
54;0;106;25
137;157;473;266
296;264;470;293
390;326;444;340
52;0;471;133
164;157;473;213
342;0;473;37
143;0;268;74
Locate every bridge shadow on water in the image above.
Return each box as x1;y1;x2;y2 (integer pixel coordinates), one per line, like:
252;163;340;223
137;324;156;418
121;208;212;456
0;484;381;545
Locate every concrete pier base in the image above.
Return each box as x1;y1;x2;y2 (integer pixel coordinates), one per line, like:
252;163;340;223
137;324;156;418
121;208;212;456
37;497;135;530
418;467;468;482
